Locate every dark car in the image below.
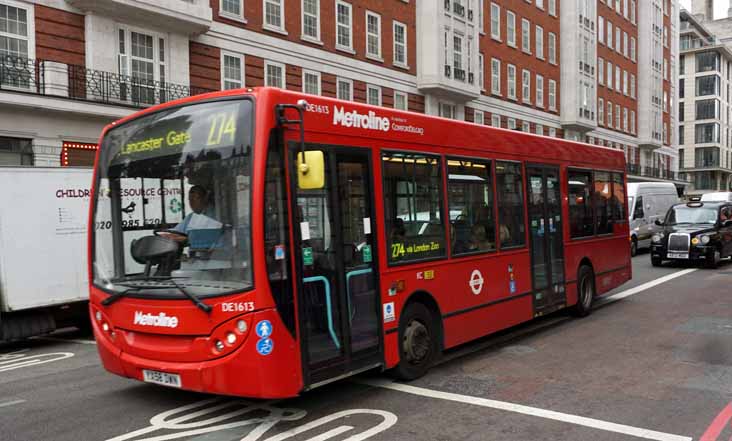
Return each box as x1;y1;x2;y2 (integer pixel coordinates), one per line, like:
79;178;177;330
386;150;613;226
650;201;732;268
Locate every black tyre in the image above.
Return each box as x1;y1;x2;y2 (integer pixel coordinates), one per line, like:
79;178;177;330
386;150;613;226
630;237;638;257
704;250;721;269
393;302;439;381
651;256;663;267
571;265;595;317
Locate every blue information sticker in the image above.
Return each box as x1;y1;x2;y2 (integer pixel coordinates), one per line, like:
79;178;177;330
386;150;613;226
256;338;274;356
256;320;273;338
509;280;517;294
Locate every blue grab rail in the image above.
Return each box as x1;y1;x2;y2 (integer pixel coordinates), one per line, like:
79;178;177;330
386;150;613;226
302;276;339;350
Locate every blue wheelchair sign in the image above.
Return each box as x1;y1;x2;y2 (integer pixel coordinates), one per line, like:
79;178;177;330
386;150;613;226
256;320;272;338
256;338;274;356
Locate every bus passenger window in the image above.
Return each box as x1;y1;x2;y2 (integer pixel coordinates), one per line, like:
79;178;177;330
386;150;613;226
611;173;626;221
594;171;613;234
496;161;526;248
382;152;446;263
568;171;594;238
447;158;496;255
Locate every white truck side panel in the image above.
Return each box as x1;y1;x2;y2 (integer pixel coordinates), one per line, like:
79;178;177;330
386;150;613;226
0;167;92;311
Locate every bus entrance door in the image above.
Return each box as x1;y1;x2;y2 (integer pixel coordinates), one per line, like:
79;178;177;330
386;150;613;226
527;165;566;317
291;148;382;387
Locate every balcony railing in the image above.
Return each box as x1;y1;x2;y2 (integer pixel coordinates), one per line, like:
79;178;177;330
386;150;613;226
454;68;466;81
444;64;452;78
453;2;465;17
0;55;215;109
627;163;689;182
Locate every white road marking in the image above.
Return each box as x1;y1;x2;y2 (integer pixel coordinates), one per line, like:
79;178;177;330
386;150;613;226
0;400;25;409
364;379;691;441
0;352;74;372
33;336;97;345
600;268;698;304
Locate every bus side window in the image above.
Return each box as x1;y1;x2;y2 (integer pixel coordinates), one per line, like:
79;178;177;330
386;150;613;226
382;152;446;263
496;161;526;249
447;158;496;255
568;170;594;238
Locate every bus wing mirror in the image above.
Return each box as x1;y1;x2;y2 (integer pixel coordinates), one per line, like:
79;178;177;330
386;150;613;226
654;219;664;226
297;151;325;189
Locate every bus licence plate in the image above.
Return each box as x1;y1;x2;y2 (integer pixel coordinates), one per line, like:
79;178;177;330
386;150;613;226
668;252;688;259
143;369;181;388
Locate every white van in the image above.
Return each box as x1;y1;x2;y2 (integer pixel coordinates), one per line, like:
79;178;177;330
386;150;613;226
700;192;732;202
628;182;680;256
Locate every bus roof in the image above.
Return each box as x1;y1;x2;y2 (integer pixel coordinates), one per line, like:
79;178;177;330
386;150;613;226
101;87;626;171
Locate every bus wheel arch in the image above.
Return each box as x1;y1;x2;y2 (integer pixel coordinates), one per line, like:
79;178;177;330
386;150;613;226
393;291;443;381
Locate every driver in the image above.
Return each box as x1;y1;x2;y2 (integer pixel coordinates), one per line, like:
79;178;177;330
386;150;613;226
161;185;219;242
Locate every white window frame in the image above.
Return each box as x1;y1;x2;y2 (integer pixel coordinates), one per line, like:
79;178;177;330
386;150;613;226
474;109;485;125
607;101;613;128
478;52;485;91
598;58;604;85
615;65;621;92
631;110;636;134
549;0;556;16
264;60;286;88
491;114;501;127
521;18;531;54
263;0;286;33
301;0;321;43
598;16;604;44
508;118;517;130
598;97;604;125
335;0;353;53
491;58;501;95
623;70;628;95
479;0;485;34
302;69;321;95
393;21;408;68
490;3;501;40
221;51;245;90
548;32;556;64
607;60;613;88
393;91;408;110
366;84;382;106
220;0;246;22
630;37;636;62
615;103;621;128
549;127;556;137
607;21;613;50
116;25;167;104
0;0;36;92
548;79;556;110
336;77;353;101
536;74;544;108
631;74;636;98
535;25;544;60
522;69;531;103
365;11;382;61
506;11;516;47
507;64;517;100
630;0;636;24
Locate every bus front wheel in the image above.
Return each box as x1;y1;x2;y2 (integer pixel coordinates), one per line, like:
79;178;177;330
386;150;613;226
394;302;438;381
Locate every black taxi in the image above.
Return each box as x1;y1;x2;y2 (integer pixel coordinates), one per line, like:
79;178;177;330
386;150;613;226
650;200;732;268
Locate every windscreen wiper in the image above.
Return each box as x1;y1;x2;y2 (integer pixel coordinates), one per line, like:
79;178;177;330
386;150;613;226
105;279;212;313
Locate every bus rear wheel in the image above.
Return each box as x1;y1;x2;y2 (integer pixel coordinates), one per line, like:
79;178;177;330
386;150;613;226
394;302;438;381
571;265;595;317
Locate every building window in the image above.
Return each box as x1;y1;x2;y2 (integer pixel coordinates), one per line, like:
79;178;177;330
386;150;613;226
264;0;284;30
598;97;604;125
221;53;244;90
607;21;613;50
491;58;501;95
598;16;604;44
615;65;621;93
117;28;166;105
631;74;636;98
337;77;352;100
615;104;620;129
302;70;320;95
548;32;556;64
220;0;243;19
0;136;32;166
535;124;543;135
623;70;628;95
607;61;612;88
695;99;719;120
0;2;30;65
507;64;517;99
491;114;501;127
630;0;636;23
548;79;556;110
623;108;628;132
336;1;352;51
366;11;381;59
367;84;381;106
630;110;635;134
478;0;484;33
598;58;604;85
301;0;320;41
439;102;456;119
393;91;408;110
453;34;463;73
522;19;531;53
265;61;285;88
474;110;484;125
507;118;516;129
696;75;719;96
696;52;720;73
522;69;531;103
549;0;556;16
630;37;636;62
522;121;530;132
535;26;543;59
507;11;516;47
607;101;613;128
695;123;720;143
536;74;544;108
478;53;484;90
393;21;407;67
549;127;556;137
490;3;500;40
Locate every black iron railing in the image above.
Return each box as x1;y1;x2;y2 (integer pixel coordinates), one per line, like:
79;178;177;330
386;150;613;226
0;55;215;109
626;164;688;182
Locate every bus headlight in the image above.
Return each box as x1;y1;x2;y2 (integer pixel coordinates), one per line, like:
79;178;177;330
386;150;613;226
214;340;225;352
226;332;237;345
652;233;664;243
701;235;711;245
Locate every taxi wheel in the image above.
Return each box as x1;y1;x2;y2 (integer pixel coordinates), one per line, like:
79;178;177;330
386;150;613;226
705;250;721;269
571;265;595;317
394;302;438;381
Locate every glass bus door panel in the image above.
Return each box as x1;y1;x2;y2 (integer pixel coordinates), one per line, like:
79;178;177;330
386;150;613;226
291;147;381;382
527;165;566;316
